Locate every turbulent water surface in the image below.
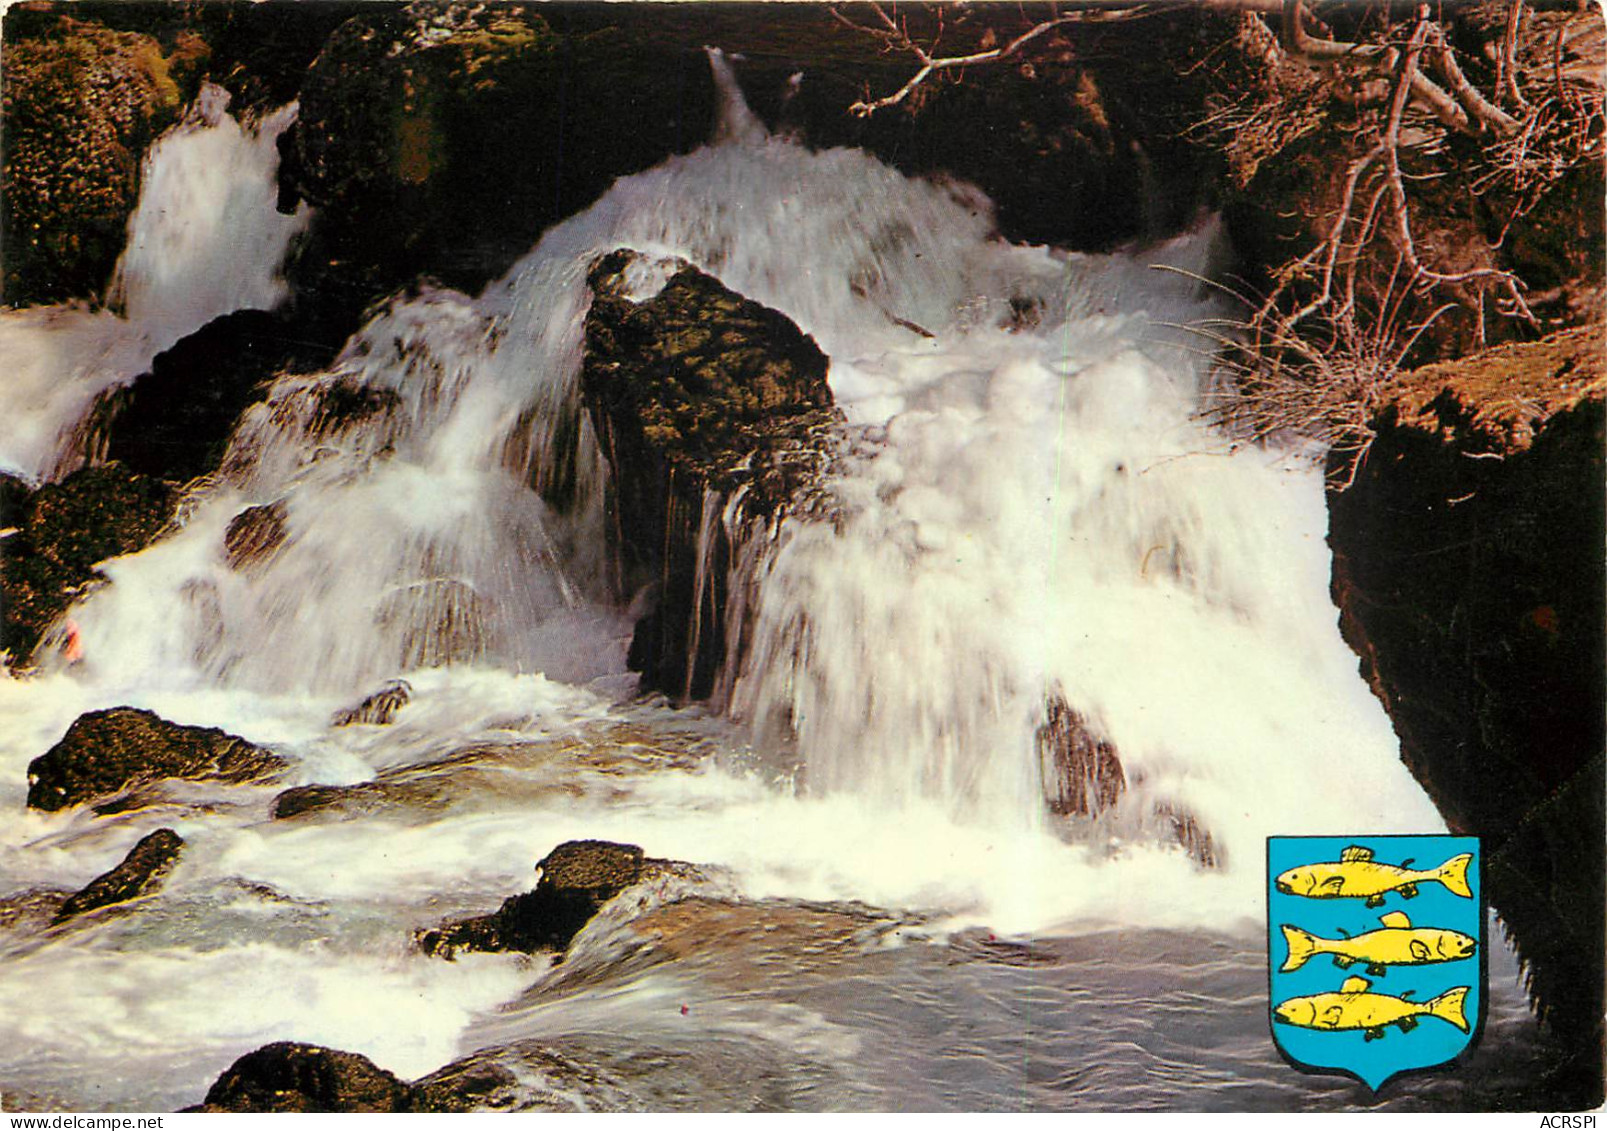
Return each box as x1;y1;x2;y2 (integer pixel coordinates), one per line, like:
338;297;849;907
0;65;1556;1112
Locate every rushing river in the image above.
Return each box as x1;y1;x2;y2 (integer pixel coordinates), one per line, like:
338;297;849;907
0;66;1560;1112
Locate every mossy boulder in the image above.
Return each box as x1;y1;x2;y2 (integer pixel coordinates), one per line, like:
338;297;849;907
582;250;839;698
1;13;201;305
26;707;285;811
280;3;716;298
0;463;178;664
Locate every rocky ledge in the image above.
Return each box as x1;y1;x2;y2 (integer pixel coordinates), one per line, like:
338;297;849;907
1328;324;1605;1104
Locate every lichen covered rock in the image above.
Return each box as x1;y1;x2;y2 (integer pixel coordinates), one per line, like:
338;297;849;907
27;707;285;811
1;14;199;304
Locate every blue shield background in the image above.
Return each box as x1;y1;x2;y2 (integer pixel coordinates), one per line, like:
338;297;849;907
1268;835;1482;1091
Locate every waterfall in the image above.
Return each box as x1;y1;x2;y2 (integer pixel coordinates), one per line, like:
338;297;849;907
0;84;309;483
36;54;1439;874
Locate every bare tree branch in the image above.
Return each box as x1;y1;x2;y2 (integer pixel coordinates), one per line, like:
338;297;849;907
833;1;1163;117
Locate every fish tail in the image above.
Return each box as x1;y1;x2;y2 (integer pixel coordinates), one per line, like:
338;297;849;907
1436;853;1474;898
1280;924;1317;972
1428;986;1471;1032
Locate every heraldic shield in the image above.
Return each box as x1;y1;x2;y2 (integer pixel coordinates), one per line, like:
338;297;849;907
1268;835;1484;1091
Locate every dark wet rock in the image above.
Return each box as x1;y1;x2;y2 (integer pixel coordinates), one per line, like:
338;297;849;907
409;1050;548;1113
52;827;184;923
1;463;179;664
27;707;285;812
0;474;32;529
331;678;411;727
1035;692;1124;819
223;501;288;571
418;839;648;959
90;309;349;485
1328;326;1604;1106
582;250;839;700
191;1042;413;1113
280;4;716;300
0;13;199;304
306;379;403;435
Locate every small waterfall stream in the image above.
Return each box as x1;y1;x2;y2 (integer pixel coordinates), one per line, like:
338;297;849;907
0;84;308;484
0;61;1545;1112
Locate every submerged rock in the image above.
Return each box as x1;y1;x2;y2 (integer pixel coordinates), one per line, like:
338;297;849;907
0;887;72;933
1328;325;1604;1104
331;678;412;726
191;1042;413;1113
1035;692;1124;819
269;778;444;822
26;707;285;812
0;464;179;664
223;501;288;571
409;1047;568;1113
582;250;839;700
418;839;648;959
53;828;184;924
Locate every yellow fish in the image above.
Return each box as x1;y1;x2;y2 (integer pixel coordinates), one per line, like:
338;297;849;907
1280;912;1477;975
1274;845;1473;907
1274;976;1470;1041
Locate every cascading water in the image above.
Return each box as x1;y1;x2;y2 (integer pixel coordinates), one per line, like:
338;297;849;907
0;83;308;483
0;57;1543;1113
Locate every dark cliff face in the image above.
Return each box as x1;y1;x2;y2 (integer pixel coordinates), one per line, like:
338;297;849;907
1327;326;1605;1106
